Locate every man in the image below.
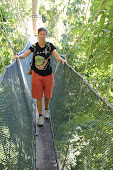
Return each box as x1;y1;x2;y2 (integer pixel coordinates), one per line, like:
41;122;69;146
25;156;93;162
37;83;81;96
15;27;67;125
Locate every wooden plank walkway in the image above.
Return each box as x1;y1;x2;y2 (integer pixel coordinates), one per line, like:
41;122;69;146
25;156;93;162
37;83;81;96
35;99;58;170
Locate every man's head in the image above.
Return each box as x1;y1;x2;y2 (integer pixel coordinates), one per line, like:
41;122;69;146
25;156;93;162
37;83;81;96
38;27;48;35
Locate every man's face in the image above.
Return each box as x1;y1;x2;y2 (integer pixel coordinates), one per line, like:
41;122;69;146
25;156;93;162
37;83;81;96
38;31;46;42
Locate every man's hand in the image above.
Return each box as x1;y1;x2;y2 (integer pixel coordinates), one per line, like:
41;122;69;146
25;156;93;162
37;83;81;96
14;55;20;61
14;49;32;61
61;58;67;65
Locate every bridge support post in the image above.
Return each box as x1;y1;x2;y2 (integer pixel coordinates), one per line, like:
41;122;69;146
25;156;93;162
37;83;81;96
32;0;42;35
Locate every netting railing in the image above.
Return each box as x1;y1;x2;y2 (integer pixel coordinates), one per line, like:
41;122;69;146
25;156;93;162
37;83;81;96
0;39;35;170
0;41;113;169
50;56;113;170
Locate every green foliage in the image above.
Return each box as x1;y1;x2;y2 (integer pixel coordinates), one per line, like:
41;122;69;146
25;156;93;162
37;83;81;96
50;0;113;104
0;0;32;74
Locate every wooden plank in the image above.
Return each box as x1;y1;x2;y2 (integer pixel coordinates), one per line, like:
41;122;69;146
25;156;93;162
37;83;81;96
36;99;58;170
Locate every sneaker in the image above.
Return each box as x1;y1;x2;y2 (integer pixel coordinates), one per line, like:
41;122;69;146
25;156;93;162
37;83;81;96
38;116;44;126
44;110;50;119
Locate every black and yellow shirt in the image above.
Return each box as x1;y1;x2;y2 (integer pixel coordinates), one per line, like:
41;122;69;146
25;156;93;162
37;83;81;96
29;42;56;76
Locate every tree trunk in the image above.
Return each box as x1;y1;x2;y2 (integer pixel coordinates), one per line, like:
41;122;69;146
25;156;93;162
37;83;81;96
32;0;39;35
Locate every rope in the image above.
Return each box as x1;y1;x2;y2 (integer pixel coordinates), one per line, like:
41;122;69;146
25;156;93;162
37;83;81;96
65;0;110;57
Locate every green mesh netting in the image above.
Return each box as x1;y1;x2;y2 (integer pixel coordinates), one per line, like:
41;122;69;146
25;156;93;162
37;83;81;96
1;42;113;170
0;40;35;170
50;57;113;170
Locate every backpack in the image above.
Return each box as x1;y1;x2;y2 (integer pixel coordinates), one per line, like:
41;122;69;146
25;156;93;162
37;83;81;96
27;42;51;75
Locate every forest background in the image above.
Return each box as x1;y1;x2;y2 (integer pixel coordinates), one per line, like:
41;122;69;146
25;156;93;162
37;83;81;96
0;0;113;105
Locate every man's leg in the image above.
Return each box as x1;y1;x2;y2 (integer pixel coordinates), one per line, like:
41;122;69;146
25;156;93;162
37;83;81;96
37;99;44;125
37;99;42;116
44;97;50;118
43;73;54;118
44;96;50;110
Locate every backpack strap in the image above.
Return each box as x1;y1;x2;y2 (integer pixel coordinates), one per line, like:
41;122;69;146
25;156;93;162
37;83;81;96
33;43;36;57
45;42;51;52
31;43;36;70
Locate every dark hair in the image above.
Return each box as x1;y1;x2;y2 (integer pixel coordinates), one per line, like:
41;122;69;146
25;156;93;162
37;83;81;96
38;27;48;35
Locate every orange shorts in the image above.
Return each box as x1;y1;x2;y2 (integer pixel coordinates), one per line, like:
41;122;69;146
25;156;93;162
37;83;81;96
31;71;54;99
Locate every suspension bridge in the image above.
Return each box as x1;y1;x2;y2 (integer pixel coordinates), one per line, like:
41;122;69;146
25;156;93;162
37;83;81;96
0;0;113;170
